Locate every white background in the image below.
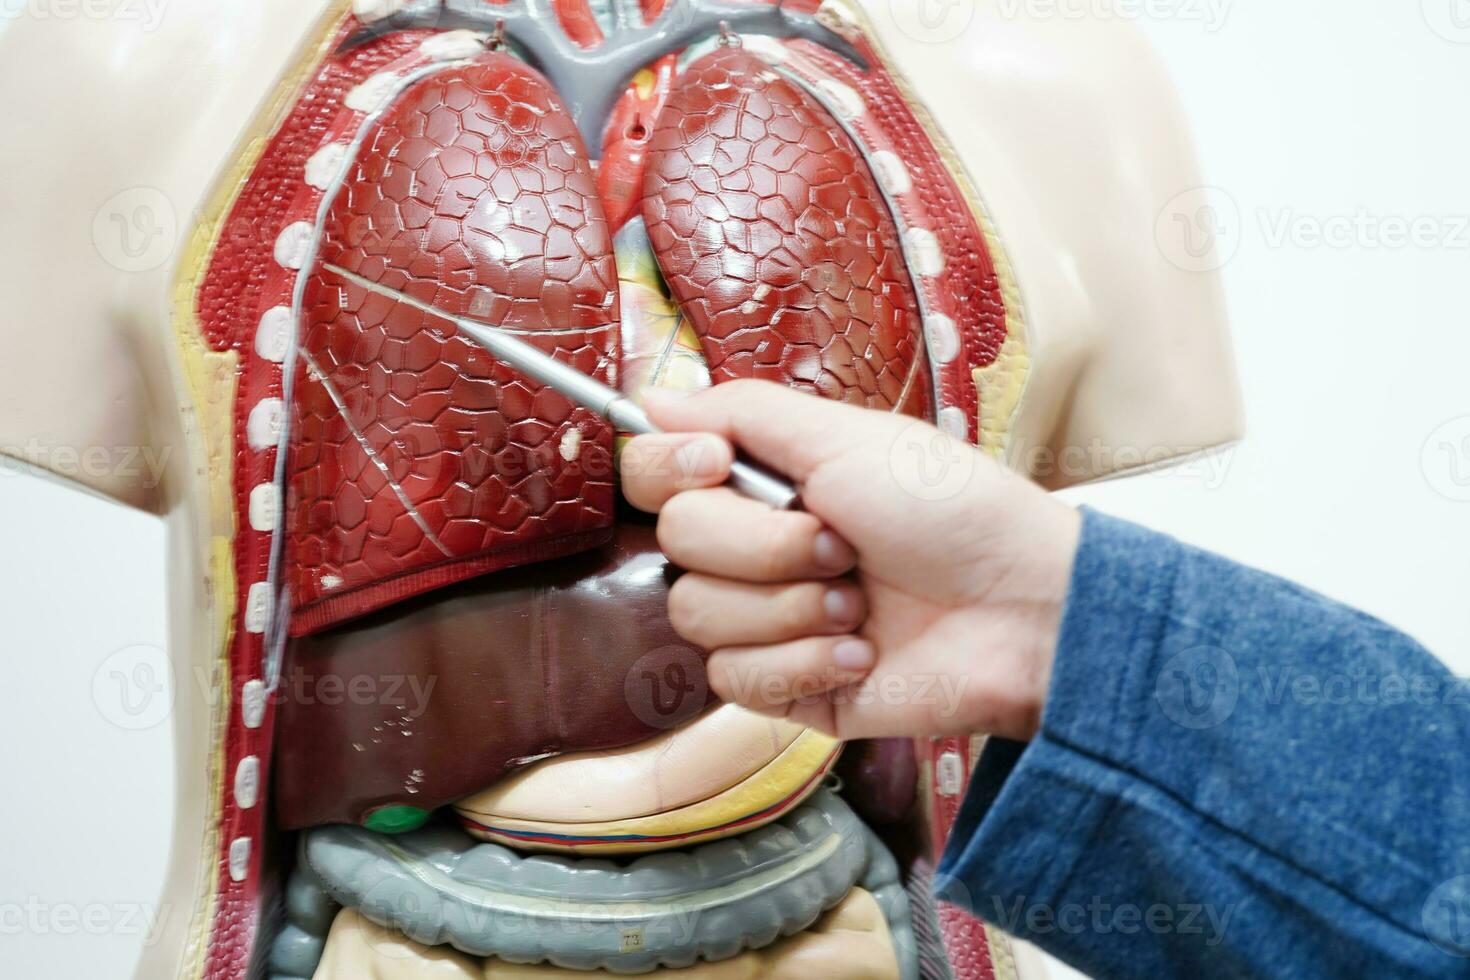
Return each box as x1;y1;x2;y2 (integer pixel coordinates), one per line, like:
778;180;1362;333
2;2;1469;978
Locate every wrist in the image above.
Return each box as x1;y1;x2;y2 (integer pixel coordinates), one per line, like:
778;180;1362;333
986;487;1082;740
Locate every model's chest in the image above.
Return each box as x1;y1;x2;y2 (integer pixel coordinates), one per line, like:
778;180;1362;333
195;2;1016;634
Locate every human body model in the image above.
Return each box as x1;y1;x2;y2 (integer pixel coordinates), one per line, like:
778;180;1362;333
0;2;1240;978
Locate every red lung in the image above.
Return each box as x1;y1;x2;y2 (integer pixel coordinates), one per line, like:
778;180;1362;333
642;47;928;416
288;53;620;635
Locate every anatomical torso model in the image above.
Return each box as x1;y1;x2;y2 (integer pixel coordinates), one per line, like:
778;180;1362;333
0;2;1242;979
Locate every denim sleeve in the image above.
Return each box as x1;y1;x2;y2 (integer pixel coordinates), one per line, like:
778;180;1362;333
934;508;1470;979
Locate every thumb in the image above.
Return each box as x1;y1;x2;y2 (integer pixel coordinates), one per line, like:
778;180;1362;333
643;381;902;482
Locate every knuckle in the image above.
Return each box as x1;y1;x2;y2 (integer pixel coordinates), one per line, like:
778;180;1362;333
665;577;708;640
800;464;844;503
619;435;651;472
655;493;701;556
618;440;664;501
763;516;816;578
777;583;824;634
704;651;747;703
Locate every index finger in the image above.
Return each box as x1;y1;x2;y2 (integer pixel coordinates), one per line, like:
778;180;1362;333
619;431;733;513
642;381;901;482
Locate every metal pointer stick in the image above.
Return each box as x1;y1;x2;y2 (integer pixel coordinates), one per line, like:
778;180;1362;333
325;265;801;510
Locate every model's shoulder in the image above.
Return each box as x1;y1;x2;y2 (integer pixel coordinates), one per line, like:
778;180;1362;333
844;0;1201;210
844;0;1177;107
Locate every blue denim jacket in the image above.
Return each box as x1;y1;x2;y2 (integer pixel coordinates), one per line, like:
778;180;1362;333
935;509;1470;979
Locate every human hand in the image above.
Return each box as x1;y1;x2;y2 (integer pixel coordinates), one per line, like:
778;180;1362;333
620;381;1082;742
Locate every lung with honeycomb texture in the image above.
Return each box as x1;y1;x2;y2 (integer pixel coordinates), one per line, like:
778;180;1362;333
288;53;620;634
642;47;928;417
